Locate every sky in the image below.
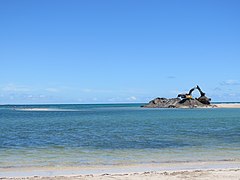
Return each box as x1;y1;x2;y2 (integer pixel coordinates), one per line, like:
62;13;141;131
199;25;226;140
0;0;240;104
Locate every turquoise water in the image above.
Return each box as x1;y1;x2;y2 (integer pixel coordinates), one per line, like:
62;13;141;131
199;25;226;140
0;104;240;168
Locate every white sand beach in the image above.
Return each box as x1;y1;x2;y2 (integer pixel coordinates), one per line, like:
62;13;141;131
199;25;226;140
1;161;240;180
2;169;240;180
1;169;240;180
214;103;240;108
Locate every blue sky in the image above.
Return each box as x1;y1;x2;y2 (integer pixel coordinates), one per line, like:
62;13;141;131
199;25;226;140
0;0;240;104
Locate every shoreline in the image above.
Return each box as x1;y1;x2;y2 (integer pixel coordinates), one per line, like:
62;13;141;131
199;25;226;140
213;103;240;108
1;160;240;179
2;103;240;109
1;104;240;179
1;170;240;180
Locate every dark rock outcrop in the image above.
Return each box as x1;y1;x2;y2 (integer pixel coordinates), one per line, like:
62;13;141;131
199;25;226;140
142;85;213;108
142;97;213;108
143;97;181;108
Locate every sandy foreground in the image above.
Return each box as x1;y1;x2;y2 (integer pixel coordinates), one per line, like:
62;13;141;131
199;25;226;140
1;169;240;180
1;161;240;180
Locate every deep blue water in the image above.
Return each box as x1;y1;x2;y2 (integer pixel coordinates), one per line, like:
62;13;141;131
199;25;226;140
0;104;240;167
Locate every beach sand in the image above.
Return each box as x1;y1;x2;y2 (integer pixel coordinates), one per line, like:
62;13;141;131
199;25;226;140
1;169;240;180
214;103;240;108
1;161;240;180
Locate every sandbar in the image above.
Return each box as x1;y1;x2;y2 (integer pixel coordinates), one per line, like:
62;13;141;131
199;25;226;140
213;103;240;108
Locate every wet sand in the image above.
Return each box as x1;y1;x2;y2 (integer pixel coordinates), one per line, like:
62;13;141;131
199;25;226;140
1;161;240;180
1;169;240;180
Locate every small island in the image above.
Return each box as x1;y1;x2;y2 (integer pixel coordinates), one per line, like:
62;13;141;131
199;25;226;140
142;85;215;108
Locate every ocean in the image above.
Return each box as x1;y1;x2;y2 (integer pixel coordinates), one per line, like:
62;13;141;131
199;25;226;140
0;104;240;169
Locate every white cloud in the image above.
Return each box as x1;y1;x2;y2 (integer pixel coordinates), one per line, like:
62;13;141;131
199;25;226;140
27;95;33;98
39;95;46;98
127;96;137;101
108;97;122;102
211;92;240;101
45;88;59;92
80;88;113;93
220;80;240;86
1;84;30;92
80;88;93;93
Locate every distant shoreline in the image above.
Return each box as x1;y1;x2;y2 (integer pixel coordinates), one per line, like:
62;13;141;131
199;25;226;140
1;102;240;106
213;103;240;108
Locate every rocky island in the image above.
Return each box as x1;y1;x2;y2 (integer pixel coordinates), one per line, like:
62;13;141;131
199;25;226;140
142;85;215;108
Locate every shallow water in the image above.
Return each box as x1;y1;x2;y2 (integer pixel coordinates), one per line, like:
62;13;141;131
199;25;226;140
0;104;240;168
